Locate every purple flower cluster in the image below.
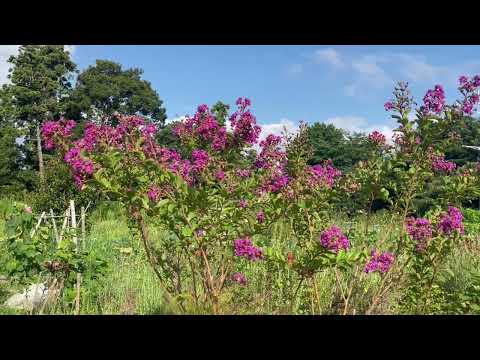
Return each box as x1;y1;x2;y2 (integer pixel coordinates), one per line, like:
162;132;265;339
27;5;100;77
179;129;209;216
41;119;76;150
405;217;433;252
64;147;94;189
256;211;265;224
458;75;480;115
256;134;290;193
239;199;248;209
234;238;264;261
147;186;161;202
236;169;251;178
319;225;350;253
231;272;247;286
306;161;342;189
384;102;394;111
174;104;228;151
438;206;464;235
215;170;225;182
229;98;261;146
191;149;209;173
431;154;457;173
368;131;386;146
421;85;445;114
384;81;416;114
364;250;395;274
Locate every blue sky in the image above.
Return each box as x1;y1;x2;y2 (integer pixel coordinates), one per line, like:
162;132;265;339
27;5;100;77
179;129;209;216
2;45;480;140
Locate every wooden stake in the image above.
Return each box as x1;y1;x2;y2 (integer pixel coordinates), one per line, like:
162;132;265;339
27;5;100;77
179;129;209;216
59;208;70;243
81;206;86;251
70;200;81;315
50;209;59;244
70;200;77;249
30;211;46;238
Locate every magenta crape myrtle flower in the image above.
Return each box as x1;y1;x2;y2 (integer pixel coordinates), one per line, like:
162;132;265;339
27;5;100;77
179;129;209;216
41;119;76;150
232;272;247;286
405;217;433;252
191;149;209;173
236;169;251;178
368;131;386;146
306;162;342;189
422;85;445;114
458;75;480;115
216;170;225;182
438;206;464;235
234;238;264;261
147;186;161;202
384;102;394;111
319;225;350;253
364;250;395;274
431;155;456;173
256;210;265;224
229;98;261;146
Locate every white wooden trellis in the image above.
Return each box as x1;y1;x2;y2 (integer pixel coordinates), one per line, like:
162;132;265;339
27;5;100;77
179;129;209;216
29;200;90;315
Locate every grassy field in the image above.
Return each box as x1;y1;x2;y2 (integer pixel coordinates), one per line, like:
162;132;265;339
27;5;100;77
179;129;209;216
1;199;480;315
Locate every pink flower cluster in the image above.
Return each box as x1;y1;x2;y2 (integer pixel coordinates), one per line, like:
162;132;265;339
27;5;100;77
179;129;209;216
41;119;76;150
319;225;350;253
368;131;386;146
421;85;445;114
431;154;456;173
364;250;395;274
174;104;228;151
234;238;264;261
458;75;480;115
232;272;247;286
305;161;342;189
64;147;94;189
438;206;464;235
256;211;265;224
191;149;209;173
229;98;261;146
256;134;290;193
216;170;225;182
405;217;433;252
384;81;415;114
147;186;161;202
236;169;251;178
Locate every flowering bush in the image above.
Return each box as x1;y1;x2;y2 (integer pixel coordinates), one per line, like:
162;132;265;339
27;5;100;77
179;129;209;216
38;73;480;314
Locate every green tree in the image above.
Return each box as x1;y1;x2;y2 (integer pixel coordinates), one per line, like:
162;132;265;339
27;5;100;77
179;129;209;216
2;45;77;183
211;101;230;126
308;122;370;172
66;60;167;127
445;116;480;166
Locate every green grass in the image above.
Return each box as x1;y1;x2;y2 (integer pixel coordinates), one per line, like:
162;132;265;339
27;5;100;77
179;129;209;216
1;199;480;315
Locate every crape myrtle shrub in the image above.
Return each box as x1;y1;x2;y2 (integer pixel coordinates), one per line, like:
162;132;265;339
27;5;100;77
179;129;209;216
40;75;480;314
33;119;104;213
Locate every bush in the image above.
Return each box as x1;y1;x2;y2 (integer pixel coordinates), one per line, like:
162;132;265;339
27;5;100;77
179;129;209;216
31;156;101;214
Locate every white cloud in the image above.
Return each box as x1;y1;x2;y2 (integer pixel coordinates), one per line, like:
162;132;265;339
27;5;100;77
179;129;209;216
312;48;344;68
254;119;299;150
0;45;19;85
165;115;187;125
325;116;368;133
345;55;393;97
324;115;395;143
